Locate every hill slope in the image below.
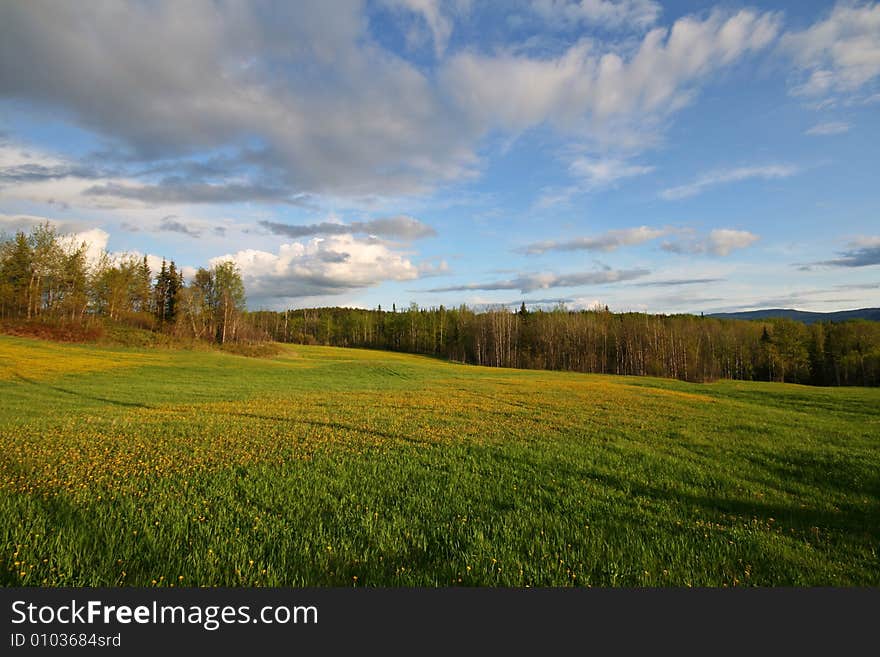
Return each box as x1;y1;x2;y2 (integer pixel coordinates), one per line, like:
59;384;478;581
707;307;880;323
1;336;878;586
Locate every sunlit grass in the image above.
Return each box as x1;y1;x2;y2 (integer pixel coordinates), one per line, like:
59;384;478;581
0;335;170;381
1;336;878;586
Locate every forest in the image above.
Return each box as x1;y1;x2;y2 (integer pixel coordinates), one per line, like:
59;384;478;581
0;223;255;344
2;223;879;386
250;304;880;386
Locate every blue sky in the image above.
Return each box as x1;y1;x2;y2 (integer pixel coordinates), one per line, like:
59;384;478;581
1;0;878;313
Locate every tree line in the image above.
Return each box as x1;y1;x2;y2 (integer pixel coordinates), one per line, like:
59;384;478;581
249;303;880;386
3;223;878;385
0;223;254;344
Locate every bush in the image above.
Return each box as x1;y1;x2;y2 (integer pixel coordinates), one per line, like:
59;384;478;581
118;311;156;331
0;318;104;342
219;342;284;358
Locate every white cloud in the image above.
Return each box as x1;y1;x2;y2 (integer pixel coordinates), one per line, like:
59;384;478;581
210;235;422;303
0;143;264;245
61;228;110;265
530;0;662;31
567;297;606;310
662;228;759;256
534;156;654;207
418;258;450;276
0;213;113;266
0;142;147;210
442;8;781;140
805;121;851;135
660;164;799;200
533;186;581;209
0;212;62;232
783;2;880;98
441;8;780;210
0;142;62;170
792;69;836;97
852;235;880;248
59;229;173;275
0;3;785;205
380;0;457;57
569;156;654;188
706;229;760;256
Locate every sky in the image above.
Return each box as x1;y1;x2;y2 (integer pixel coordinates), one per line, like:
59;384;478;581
0;0;878;314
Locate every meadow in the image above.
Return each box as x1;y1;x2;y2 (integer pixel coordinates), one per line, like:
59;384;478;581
0;335;878;587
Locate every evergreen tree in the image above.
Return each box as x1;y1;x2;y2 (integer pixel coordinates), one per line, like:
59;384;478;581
154;259;169;323
166;261;182;323
0;232;33;318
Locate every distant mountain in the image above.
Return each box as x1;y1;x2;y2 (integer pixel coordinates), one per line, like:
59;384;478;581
707;308;880;324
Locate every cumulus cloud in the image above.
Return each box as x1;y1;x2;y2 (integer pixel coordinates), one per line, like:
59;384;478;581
519;225;666;254
60;228;112;266
424;267;649;293
782;2;880;99
9;222;171;273
530;0;662;32
259;215;436;240
0;1;478;198
210;235;423;304
805;121;851;135
0;212;107;255
0;219;161;272
0;3;785;203
662;229;759;256
660;164;799;200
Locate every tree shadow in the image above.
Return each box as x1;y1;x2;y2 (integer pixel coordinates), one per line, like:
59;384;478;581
572;465;880;542
13;373;152;409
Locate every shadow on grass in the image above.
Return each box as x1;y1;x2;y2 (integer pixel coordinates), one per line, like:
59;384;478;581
13;373;152;409
0;493;123;586
571;464;880;542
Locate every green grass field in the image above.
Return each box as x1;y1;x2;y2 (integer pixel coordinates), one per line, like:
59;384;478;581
1;335;878;586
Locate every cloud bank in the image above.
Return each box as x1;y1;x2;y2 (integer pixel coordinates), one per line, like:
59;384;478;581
662;229;759;256
425;267;650;293
259;216;436;240
519;226;666;254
